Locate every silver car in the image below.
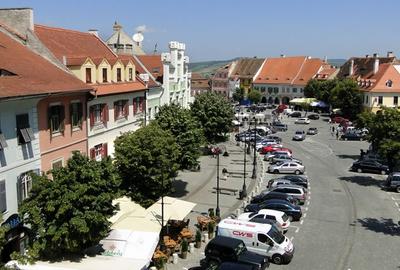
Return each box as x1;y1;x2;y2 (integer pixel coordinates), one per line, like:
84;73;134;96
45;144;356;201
271;154;302;165
270;184;308;204
268;161;305;175
292;130;306;141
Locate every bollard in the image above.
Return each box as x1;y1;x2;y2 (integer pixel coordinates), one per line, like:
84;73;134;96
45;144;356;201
189;243;195;253
150;267;157;270
236;208;241;216
242;201;246;208
251;191;255;197
255;186;259;193
172;253;178;264
204;232;209;243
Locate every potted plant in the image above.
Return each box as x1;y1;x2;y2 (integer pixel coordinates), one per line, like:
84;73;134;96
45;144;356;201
208;208;215;218
208;221;215;239
195;229;202;248
154;257;166;270
180;238;188;259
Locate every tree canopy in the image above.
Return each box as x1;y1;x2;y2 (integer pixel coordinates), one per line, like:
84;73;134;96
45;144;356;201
247;89;262;104
232;88;244;102
155;104;204;169
19;152;120;260
190;92;234;143
114;123;180;207
329;79;363;119
357;107;400;171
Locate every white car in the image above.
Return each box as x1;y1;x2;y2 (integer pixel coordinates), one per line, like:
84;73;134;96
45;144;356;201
295;118;310;124
238;209;291;232
268;161;305;175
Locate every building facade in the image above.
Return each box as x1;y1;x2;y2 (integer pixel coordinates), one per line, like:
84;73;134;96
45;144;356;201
211;65;230;97
253;56;335;104
229;58;264;96
191;73;211;97
106;22;146;56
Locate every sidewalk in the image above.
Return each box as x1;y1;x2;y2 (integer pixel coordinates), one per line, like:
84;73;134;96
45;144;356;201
167;135;265;269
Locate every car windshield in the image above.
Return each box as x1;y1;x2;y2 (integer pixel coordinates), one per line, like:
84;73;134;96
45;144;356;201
295;131;303;135
267;225;285;244
234;242;247;256
248;212;258;218
282;214;289;222
275;161;284;166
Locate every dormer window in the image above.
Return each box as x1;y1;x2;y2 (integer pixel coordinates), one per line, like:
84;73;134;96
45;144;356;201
85;68;92;83
102;68;108;83
117;68;122;82
386;79;393;87
0;69;16;77
129;68;133;81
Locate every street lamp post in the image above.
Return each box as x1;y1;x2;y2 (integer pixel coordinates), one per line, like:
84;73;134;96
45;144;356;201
215;147;221;217
159;163;165;250
241;134;247;199
252;117;257;179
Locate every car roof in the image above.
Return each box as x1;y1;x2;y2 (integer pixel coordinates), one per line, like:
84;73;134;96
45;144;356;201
272;184;305;190
209;236;243;248
262;198;292;204
218;262;256;270
257;209;285;216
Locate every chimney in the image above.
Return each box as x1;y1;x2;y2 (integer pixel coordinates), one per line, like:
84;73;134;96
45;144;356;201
323;56;328;63
373;53;379;58
113;21;122;32
62;56;67;65
280;54;285;58
0;8;34;36
387;51;394;58
349;59;354;76
88;29;99;37
365;54;370;58
373;58;379;74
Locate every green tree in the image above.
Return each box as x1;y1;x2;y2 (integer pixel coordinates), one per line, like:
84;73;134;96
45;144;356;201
232;88;244;102
19;152;120;260
304;79;322;99
114;123;180;207
247;89;262;104
329;79;363;119
304;79;338;103
155;104;205;169
191;92;234;143
0;214;8;267
357;108;400;171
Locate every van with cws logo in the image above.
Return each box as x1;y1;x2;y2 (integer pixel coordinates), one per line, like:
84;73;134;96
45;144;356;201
217;219;294;265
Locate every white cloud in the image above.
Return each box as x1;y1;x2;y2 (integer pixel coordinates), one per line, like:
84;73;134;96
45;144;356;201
135;25;153;33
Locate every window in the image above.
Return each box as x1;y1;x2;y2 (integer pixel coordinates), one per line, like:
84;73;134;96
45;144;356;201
274;87;279;94
114;100;128;120
18;172;32;203
293;88;297;93
49;105;65;134
366;95;369;104
257;233;269;244
378;96;383;105
0;180;6;213
129;68;133;81
52;159;63;170
117;68;122;82
16;114;34;144
386;80;393;87
86;68;92;83
148;107;152;120
70;102;83;129
0;132;7;150
102;68;108;83
394;96;398;106
89;104;108;127
261;87;266;92
90;143;108;161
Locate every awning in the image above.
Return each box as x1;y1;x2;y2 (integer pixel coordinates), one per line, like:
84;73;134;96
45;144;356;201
289;98;317;105
310;100;329;107
146;196;196;223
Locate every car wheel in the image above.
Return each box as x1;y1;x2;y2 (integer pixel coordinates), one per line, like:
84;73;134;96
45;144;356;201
272;254;283;265
295;170;300;175
381;170;386;175
396;186;400;193
357;168;362;173
344;138;348;141
274;169;279;174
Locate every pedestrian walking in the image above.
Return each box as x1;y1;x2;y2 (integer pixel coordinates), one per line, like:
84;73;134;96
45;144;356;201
336;130;339;140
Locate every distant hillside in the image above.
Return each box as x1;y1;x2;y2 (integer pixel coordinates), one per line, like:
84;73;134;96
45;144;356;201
327;59;346;68
189;59;235;77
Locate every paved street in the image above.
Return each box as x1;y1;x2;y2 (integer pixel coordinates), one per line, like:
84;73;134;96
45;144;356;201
168;112;400;270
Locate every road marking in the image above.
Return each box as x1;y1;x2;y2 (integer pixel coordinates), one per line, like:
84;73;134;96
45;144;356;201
303;213;307;218
305;207;308;211
307;201;310;206
308;196;311;200
391;196;400;201
295;227;299;233
300;220;304;225
395;202;399;207
290;236;294;242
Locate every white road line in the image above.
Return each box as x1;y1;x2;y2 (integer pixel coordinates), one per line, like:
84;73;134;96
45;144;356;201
307;201;310;206
290;236;294;242
308;196;311;200
395;202;399;207
300;220;304;225
303;213;307;218
308;191;311;195
295;227;300;233
305;207;309;211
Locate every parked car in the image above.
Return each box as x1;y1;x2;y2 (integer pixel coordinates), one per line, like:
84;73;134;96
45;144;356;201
238;209;291;232
307;114;319;120
244;199;302;221
260;146;292;155
341;132;364;141
271;154;302;165
272;123;288;132
294;118;310;124
351;159;390;175
266;135;282;143
201;236;269;270
331;116;349;124
288;111;302;118
272;175;309;189
268;161;305;175
251;191;298;205
292;130;306;141
267;179;294;189
269;185;308;205
216;261;263;270
306;127;318;135
384;172;400;193
264;151;292;161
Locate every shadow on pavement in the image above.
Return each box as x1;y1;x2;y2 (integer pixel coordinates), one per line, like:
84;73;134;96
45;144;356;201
338;175;383;187
171;179;189;198
337;154;360;160
357;217;400;236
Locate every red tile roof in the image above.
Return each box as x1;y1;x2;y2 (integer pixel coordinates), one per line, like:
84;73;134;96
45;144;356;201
231;58;264;79
120;54;159;88
35;24;117;62
136;55;163;82
337;56;398;79
0;30;91;99
254;56;325;86
93;81;147;96
357;63;400;93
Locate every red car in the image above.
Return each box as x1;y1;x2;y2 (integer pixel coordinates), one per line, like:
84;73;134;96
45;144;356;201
260;145;292;155
331;116;349;124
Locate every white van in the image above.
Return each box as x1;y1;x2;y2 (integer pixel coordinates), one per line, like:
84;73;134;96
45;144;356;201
217;219;294;265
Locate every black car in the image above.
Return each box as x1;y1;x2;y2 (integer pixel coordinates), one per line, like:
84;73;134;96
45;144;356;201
307;114;320;120
251;191;298;205
201;236;269;269
217;262;260;270
341;132;364;141
244;199;302;221
270;176;308;189
351;160;390;175
288;112;302;118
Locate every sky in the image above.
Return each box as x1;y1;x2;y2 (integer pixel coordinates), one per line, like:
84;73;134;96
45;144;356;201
1;0;400;62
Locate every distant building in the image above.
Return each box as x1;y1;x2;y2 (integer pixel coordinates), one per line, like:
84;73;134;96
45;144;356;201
211;65;230;98
191;73;211;97
229;58;265;96
253;56;335;104
106;22;145;55
338;52;400;112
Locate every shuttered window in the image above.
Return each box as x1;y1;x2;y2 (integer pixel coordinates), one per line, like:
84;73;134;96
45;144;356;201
49;105;65;134
16;114;34;144
0;180;6;213
70;102;83;129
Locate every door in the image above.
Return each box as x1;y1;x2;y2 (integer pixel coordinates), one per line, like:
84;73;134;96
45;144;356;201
256;233;274;257
280;163;290;173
